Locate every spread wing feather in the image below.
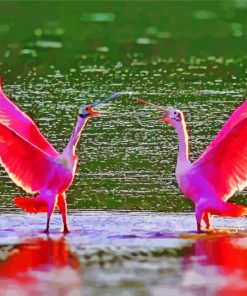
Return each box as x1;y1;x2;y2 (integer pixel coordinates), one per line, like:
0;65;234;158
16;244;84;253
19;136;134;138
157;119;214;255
0;122;58;193
198;99;247;160
0;85;58;157
193;115;247;200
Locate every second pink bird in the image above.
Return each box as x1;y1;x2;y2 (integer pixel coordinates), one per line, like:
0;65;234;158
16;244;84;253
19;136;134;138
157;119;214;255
138;98;247;232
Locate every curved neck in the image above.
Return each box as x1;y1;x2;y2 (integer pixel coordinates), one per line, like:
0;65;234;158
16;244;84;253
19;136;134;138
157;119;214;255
63;116;89;155
175;121;189;163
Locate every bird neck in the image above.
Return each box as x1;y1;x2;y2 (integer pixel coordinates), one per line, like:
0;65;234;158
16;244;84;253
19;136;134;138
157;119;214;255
63;116;89;155
175;121;189;164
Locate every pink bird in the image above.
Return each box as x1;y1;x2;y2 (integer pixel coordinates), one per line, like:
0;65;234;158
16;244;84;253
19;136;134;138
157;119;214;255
0;80;121;233
137;98;247;232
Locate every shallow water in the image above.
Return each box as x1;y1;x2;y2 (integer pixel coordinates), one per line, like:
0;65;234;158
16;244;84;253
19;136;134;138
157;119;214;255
0;211;247;296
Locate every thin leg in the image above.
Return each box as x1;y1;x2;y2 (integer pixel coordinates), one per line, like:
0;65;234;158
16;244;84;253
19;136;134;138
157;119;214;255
195;203;205;233
41;191;57;234
57;193;70;234
43;216;51;234
203;211;212;230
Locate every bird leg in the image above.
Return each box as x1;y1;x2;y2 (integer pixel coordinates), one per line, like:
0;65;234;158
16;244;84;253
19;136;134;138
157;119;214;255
43;217;51;234
41;191;57;234
203;211;212;230
195;202;207;233
57;193;70;234
196;203;215;233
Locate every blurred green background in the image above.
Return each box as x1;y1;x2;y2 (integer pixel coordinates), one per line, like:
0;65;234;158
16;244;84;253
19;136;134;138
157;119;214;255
0;0;247;211
1;0;247;76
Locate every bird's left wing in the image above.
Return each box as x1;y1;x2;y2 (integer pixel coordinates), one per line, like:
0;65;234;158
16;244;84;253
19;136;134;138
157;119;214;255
193;117;247;199
0;122;62;194
198;99;247;160
0;85;58;157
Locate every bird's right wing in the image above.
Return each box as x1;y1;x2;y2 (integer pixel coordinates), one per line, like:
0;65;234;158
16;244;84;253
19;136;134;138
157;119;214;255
0;122;63;193
0;85;58;157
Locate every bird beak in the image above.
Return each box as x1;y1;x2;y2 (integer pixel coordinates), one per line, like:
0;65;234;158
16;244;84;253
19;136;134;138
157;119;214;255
135;98;173;125
89;106;116;117
88;92;122;117
135;98;164;111
88;107;102;117
135;98;172;124
159;109;173;125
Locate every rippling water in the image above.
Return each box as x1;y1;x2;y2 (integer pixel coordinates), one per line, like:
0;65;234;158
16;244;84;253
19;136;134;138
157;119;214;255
1;2;247;294
1;59;247;211
1;1;247;211
0;211;247;295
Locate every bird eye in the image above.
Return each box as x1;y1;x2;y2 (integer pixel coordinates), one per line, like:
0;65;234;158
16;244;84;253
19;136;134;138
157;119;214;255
174;111;177;115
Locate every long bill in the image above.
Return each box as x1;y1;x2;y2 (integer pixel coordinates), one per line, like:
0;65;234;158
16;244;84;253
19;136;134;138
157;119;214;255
91;92;123;107
136;98;164;111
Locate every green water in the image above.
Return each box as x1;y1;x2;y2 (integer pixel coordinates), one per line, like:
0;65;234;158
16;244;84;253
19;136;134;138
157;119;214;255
0;1;247;211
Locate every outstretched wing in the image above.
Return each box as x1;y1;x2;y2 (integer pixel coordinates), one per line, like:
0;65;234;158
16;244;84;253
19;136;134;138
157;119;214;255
193;103;247;200
0;85;58;157
198;99;247;159
0;122;60;193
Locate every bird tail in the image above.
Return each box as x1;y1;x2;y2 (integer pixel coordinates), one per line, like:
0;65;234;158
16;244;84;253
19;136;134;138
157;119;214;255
14;197;47;213
211;201;247;217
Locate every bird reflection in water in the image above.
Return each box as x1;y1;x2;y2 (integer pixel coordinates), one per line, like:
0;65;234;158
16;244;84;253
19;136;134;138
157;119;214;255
0;237;81;296
182;233;247;295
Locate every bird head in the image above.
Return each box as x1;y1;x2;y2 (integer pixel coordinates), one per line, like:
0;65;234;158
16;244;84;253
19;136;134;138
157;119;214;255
79;92;122;118
159;108;184;127
79;105;100;118
136;98;184;128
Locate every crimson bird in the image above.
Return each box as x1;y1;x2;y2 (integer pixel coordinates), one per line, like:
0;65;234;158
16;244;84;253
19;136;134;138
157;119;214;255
0;79;120;233
138;98;247;232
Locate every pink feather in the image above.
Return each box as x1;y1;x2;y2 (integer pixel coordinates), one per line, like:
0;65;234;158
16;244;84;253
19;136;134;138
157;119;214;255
141;98;247;232
0;122;73;194
0;81;100;233
0;85;58;157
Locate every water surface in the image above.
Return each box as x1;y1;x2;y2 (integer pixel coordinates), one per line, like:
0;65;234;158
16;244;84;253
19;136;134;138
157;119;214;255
1;61;247;211
0;211;247;295
1;2;247;294
1;0;247;210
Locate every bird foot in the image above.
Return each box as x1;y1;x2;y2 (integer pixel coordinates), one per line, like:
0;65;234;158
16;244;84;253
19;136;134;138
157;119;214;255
60;227;70;234
198;228;216;234
197;222;215;233
42;228;49;234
